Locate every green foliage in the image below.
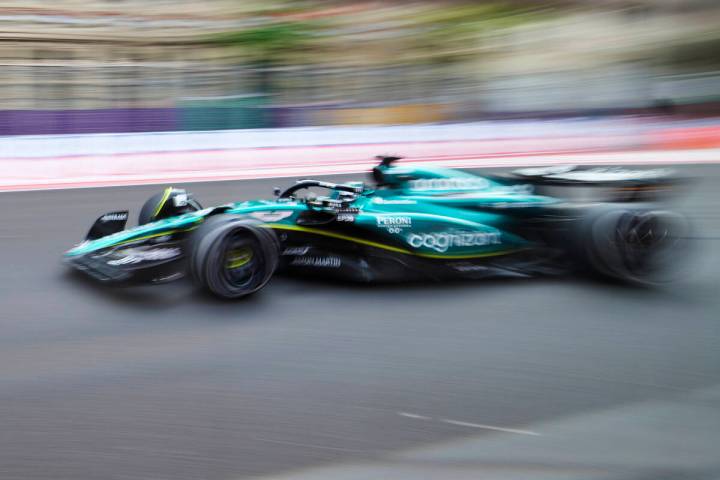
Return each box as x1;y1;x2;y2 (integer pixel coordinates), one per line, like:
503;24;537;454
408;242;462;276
209;21;319;65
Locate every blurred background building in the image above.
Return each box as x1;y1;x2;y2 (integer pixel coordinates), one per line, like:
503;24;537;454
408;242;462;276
1;0;719;134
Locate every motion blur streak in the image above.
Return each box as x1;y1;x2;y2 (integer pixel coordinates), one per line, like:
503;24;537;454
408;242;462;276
0;167;719;479
2;0;720;479
1;1;720;135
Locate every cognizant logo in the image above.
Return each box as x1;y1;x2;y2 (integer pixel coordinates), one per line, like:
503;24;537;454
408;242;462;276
406;230;501;253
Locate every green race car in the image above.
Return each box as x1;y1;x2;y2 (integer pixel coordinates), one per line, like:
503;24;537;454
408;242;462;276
64;156;688;298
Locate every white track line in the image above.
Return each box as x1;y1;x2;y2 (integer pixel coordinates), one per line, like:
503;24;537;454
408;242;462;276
397;412;540;436
398;412;433;420
439;418;541;436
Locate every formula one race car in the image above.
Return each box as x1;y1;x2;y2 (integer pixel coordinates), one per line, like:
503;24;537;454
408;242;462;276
64;156;689;298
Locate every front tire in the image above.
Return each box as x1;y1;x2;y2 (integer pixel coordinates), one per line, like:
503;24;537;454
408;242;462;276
138;188;203;225
190;215;280;299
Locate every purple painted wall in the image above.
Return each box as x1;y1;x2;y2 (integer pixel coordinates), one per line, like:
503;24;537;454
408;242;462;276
0;109;178;136
2;102;719;136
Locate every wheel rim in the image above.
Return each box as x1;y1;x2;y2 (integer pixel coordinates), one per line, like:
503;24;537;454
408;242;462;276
218;231;264;290
614;212;683;277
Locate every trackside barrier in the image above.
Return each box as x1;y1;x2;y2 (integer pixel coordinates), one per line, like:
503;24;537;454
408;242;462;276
1;119;719;192
650;126;720;150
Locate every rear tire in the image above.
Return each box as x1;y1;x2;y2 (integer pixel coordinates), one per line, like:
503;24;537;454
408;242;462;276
576;206;689;285
190;215;280;299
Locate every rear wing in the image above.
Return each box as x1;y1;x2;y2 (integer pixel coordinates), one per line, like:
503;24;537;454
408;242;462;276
495;166;691;203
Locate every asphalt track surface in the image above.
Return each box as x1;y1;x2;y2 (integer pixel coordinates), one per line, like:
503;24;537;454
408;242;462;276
1;165;719;479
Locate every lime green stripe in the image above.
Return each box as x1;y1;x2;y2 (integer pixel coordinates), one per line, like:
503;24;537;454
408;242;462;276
226;248;253;269
114;226;197;247
263;223;519;259
152;187;173;219
227;258;250;269
264;223;412;254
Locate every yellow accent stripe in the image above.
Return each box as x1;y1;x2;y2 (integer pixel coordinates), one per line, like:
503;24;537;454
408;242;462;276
114;226;197;247
418;250;523;259
152;187;173;219
264;223;412;254
227;258;250;269
226;248;253;269
262;223;520;259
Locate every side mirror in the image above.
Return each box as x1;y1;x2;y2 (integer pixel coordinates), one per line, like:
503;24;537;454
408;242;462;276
273;187;281;197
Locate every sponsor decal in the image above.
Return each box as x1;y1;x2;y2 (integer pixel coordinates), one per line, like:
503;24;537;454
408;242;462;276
108;247;181;265
376;215;412;229
376;215;412;234
249;210;294;222
407;230;501;253
372;197;416;205
290;256;341;268
282;246;311;256
409;178;490;191
336;213;356;223
101;212;128;222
